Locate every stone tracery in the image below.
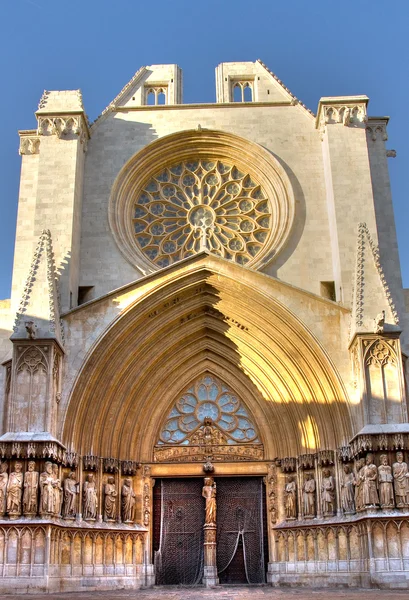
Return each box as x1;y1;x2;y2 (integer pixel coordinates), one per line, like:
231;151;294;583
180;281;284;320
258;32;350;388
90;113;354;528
132;159;272;268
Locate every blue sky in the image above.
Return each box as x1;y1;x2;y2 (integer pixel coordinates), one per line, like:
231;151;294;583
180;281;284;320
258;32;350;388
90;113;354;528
0;0;408;300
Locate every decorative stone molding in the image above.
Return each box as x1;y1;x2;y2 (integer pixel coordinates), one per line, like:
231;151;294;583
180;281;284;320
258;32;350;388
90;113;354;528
19;135;40;155
121;460;140;476
279;457;297;473
318;450;334;466
103;457;119;473
350;223;400;336
0;440;65;463
366;123;388;142
298;453;316;470
37;115;89;149
386;149;397;158
316;96;368;140
266;463;278;525
83;455;99;471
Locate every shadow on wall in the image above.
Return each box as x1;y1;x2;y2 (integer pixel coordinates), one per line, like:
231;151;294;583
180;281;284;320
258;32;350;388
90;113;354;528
262;149;306;278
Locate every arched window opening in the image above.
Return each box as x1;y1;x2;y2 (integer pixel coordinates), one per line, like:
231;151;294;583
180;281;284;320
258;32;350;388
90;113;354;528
146;90;156;106
233;84;242;103
157;89;166;105
243;83;252;102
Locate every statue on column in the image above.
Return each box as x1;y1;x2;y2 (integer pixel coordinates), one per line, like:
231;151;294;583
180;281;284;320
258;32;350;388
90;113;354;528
0;462;8;516
202;477;217;525
83;473;98;520
7;462;23;516
302;474;316;518
104;476;117;521
23;461;39;515
52;464;62;516
378;454;394;508
340;464;355;514
62;472;78;519
321;468;336;515
284;475;297;519
40;462;54;515
392;451;409;507
121;478;136;522
361;453;379;508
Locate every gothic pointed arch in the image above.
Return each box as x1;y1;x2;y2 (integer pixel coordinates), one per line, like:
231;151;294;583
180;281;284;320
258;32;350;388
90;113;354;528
62;254;353;461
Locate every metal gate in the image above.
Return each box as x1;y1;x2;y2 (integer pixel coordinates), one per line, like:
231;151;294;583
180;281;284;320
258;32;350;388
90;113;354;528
153;478;205;585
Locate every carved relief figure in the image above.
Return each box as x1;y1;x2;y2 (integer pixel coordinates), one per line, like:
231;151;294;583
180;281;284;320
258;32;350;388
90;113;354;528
0;462;8;516
341;464;355;514
321;468;335;515
121;478;136;522
354;458;365;511
104;476;117;521
52;464;62;516
23;461;39;515
302;474;316;518
83;473;98;520
392;451;409;507
285;476;297;519
378;454;394;508
7;462;23;516
62;472;78;518
40;462;54;515
361;453;379;508
202;477;217;525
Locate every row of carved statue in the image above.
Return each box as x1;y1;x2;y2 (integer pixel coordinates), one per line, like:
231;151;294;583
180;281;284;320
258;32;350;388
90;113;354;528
284;452;409;520
0;461;137;522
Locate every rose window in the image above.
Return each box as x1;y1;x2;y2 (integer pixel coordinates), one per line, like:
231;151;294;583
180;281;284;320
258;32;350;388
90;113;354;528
132;159;272;268
157;374;260;445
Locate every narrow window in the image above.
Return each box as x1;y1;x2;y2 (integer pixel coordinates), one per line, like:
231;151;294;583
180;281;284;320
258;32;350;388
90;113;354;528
320;281;336;301
243;83;252;102
78;286;94;306
147;90;156;106
233;84;242;102
157;89;166;105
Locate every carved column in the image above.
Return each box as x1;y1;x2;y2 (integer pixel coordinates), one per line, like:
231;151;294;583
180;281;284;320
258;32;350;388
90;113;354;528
202;477;218;587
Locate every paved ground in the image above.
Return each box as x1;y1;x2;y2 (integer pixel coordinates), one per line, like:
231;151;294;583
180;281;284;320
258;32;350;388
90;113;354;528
1;588;408;600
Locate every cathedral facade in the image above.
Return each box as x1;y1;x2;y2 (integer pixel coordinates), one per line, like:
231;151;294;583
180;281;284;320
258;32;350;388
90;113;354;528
0;60;408;592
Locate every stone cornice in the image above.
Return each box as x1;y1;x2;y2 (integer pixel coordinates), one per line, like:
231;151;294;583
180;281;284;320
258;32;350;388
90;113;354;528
316;95;369;139
36;113;90;147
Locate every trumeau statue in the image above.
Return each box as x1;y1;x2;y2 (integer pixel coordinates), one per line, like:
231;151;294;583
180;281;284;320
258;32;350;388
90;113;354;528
23;461;39;515
361;453;379;508
341;464;355;514
7;462;23;516
63;472;78;519
83;474;98;520
302;474;316;518
378;454;394;508
202;477;217;525
40;462;55;515
392;451;409;507
321;469;336;515
121;478;136;522
104;476;117;521
0;462;8;516
285;475;297;520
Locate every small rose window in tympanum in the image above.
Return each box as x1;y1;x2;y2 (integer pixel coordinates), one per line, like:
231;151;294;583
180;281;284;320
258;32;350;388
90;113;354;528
132;159;272;269
157;374;260;445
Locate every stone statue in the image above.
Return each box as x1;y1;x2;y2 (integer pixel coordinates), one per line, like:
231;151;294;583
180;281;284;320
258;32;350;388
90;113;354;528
392;451;409;507
83;473;98;520
321;468;336;515
302;474;316;518
341;464;355;514
62;472;78;519
23;461;39;515
374;310;385;334
354;458;365;511
202;477;217;525
378;454;394;508
52;464;62;516
121;478;136;522
0;462;8;516
104;476;117;521
285;475;297;519
361;453;379;508
40;462;54;515
7;462;23;516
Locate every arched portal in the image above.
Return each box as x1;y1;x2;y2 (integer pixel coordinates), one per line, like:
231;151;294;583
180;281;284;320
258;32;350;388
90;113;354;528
62;254;352;460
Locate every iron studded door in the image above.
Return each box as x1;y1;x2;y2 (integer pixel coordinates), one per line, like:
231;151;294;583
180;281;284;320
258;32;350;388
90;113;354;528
153;478;205;585
216;477;266;584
